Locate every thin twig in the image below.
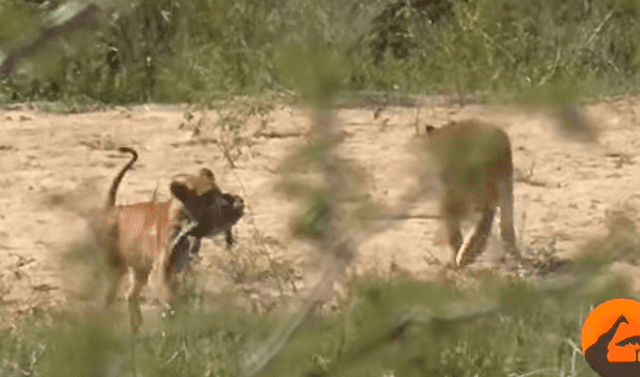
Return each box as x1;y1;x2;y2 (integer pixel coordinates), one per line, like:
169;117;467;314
478;28;516;63
242;261;342;377
511;368;558;377
566;339;582;355
226;165;288;295
586;10;614;45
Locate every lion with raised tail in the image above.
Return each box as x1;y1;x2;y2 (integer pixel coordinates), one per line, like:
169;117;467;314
93;147;244;332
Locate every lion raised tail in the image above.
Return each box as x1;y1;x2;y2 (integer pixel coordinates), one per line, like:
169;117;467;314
105;147;138;209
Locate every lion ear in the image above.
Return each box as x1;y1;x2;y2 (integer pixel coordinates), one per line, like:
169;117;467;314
199;168;215;182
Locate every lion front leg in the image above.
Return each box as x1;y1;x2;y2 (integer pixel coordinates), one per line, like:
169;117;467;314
158;252;179;309
105;268;125;309
498;180;521;261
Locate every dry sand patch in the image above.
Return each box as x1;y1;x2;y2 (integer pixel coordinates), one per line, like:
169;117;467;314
1;98;639;315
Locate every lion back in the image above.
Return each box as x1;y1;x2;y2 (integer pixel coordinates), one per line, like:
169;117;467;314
427;119;513;208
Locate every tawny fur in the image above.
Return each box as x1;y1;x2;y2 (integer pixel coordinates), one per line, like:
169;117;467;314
425;119;520;268
94;147;244;332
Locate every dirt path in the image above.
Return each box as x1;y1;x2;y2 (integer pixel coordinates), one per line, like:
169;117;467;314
1;98;639;316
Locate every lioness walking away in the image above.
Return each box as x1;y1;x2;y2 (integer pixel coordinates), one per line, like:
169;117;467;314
424;119;520;268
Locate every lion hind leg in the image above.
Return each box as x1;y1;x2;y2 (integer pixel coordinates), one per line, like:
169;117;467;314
128;268;150;334
442;199;464;266
444;216;463;266
497;180;520;260
456;208;495;268
104;242;127;309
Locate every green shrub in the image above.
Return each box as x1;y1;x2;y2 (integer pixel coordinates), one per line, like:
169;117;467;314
1;0;639;104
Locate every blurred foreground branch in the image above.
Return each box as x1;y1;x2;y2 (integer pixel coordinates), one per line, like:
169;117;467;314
244;105;358;376
243;92;435;377
0;3;111;79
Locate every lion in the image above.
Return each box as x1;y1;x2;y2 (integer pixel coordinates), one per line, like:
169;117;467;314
93;147;244;332
424;119;520;268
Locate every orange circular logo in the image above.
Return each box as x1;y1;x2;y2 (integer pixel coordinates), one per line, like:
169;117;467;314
582;298;640;377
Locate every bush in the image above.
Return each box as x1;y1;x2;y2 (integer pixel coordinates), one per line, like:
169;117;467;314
0;0;639;104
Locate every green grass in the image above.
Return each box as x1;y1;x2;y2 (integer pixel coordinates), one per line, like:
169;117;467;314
1;0;639;106
0;266;627;377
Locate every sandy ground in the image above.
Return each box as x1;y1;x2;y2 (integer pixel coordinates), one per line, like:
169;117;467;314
1;97;640;318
